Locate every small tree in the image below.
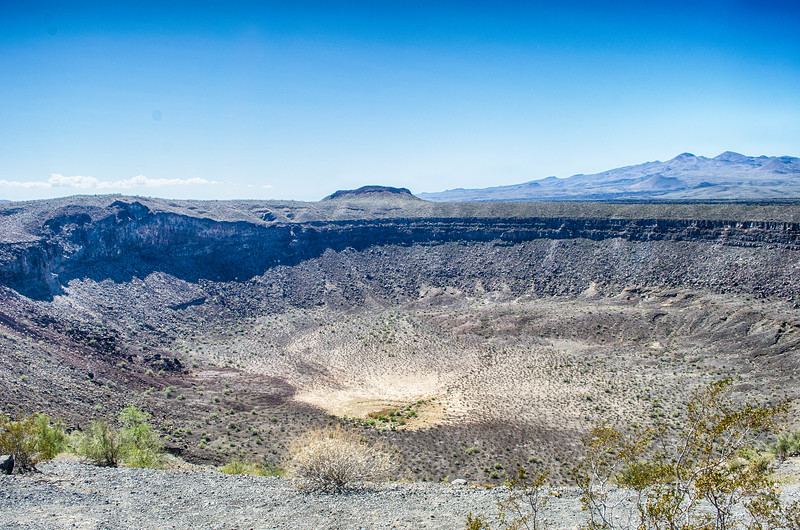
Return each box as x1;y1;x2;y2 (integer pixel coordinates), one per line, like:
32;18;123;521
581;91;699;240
287;426;398;491
574;379;792;529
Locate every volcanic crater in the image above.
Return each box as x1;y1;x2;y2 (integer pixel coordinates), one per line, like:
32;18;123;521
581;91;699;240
1;190;799;483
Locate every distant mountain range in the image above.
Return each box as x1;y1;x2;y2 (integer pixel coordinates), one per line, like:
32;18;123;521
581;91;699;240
418;152;800;202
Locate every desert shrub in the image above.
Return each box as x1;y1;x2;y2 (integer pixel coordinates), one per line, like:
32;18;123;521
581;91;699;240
118;406;163;468
73;406;163;468
783;500;800;528
774;428;800;460
467;379;796;530
34;414;68;460
219;458;284;477
574;378;791;530
466;512;491;529
495;467;550;530
0;413;67;473
0;414;41;472
287;426;398;491
73;419;122;467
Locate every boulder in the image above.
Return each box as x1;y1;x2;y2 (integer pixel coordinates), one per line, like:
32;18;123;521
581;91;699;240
0;454;14;475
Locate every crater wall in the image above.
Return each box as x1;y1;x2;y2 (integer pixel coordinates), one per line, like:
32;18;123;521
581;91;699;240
1;198;799;300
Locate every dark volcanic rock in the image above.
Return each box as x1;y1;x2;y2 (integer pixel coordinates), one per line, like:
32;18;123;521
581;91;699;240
1;197;799;300
0;454;13;475
323;185;418;200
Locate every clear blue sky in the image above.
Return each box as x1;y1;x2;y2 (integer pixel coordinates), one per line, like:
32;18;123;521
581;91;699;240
1;1;798;201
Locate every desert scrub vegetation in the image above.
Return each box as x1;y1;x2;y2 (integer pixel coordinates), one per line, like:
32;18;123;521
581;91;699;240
218;458;285;477
574;378;798;530
467;512;492;530
775;428;800;460
0;412;67;473
464;467;551;529
362;406;417;429
502;468;551;529
287;426;399;491
468;379;800;529
73;419;122;467
347;400;428;431
72;405;164;468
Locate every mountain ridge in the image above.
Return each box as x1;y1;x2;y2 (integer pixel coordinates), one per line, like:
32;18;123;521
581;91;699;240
419;152;800;202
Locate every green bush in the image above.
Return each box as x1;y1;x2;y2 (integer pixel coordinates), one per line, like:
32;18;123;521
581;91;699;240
0;414;41;472
73;406;163;468
775;428;800;460
73;419;122;467
0;413;67;473
34;414;68;460
118;406;163;468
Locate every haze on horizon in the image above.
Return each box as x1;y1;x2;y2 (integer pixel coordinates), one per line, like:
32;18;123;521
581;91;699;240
1;1;798;202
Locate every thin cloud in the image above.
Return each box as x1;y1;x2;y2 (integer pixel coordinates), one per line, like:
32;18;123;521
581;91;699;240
0;174;220;189
0;179;51;189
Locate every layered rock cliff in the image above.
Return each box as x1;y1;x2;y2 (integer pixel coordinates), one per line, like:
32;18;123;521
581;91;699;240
1;195;799;300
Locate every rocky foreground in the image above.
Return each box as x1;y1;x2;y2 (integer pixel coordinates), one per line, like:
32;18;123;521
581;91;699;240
0;461;541;529
3;460;800;529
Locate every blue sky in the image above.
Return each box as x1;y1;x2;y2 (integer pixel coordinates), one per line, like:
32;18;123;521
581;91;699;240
1;1;798;201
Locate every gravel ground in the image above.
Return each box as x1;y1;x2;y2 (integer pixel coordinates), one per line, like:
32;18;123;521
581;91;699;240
2;461;799;529
0;461;590;529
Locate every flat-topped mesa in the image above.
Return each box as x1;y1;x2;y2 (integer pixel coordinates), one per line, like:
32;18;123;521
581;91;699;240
323;186;420;201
